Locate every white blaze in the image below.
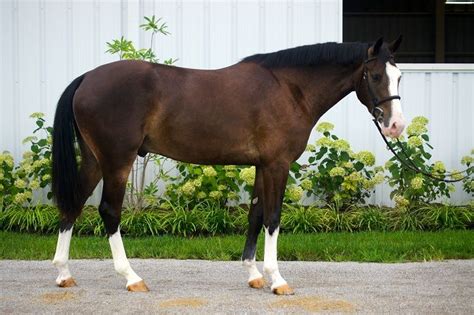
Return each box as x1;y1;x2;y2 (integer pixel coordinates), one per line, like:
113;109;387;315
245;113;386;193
52;228;73;284
109;229;143;287
263;226;287;290
383;62;405;137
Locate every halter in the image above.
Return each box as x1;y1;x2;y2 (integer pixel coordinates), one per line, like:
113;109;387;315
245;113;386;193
362;57;472;183
363;56;401;122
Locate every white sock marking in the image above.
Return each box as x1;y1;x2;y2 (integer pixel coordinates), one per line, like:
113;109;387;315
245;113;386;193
109;229;142;287
263;226;287;289
243;256;263;282
52;228;73;284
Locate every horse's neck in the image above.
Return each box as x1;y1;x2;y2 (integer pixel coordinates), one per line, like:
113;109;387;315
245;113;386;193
275;64;362;124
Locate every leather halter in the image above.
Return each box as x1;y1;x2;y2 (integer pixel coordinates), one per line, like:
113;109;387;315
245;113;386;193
363;56;401;123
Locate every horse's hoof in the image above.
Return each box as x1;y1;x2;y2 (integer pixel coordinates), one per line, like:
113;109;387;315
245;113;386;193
57;277;76;288
272;284;295;295
127;280;149;292
248;277;265;289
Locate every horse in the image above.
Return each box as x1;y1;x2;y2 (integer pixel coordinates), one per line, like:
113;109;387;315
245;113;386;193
51;36;405;294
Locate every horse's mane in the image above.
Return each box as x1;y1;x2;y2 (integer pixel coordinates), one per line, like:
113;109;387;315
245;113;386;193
242;42;370;68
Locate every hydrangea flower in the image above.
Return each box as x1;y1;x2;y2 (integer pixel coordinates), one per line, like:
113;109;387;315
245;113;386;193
203;166;217;177
301;179;313;190
461;155;473;165
316;137;333;147
315;122;334;133
407;136;423;148
22;151;34;159
286;185;303;202
306;144;316;152
223;165;236;171
411;116;429;126
333;139;350;152
450;170;463;181
197;192;207;199
329;167;345;177
193;178;202;188
373;172;385;185
30;112;45;119
432;161;445;174
343;162;354;169
228;192;238;200
347;172;363;182
356;151;375;166
181;181;195;195
225;171;236;178
217;184;227;191
0;172;4;180
42;175;51;182
209;191;223;199
239;167;256;186
22;136;38;144
410;177;423;190
14;179;26;189
393;195;409;208
406;123;427;136
29;179;40;190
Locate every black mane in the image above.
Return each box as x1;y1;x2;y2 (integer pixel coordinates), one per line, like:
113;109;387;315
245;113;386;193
242;42;370;68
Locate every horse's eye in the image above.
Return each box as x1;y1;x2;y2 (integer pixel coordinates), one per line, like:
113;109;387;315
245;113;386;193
372;74;382;82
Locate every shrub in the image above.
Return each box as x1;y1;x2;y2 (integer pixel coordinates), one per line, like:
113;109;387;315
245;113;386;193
385;116;456;207
163;164;247;208
296;122;384;209
0;113;53;208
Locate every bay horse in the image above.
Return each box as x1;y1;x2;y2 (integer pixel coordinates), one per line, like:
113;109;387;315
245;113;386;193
51;37;405;294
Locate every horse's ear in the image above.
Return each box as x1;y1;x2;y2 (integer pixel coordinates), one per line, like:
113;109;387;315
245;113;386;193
389;35;403;53
369;37;384;56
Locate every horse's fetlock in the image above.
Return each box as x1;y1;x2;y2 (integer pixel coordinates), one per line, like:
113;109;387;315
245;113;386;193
114;261;131;275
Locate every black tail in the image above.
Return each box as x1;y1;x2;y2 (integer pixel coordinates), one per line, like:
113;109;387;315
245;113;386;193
52;74;85;224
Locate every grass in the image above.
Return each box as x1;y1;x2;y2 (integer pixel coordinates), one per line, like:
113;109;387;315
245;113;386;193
1;230;473;262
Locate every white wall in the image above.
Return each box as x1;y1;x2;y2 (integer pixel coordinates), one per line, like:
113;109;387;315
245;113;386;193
1;0;472;205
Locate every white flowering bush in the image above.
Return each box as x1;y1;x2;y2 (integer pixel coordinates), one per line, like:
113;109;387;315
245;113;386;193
163;163;250;208
385;116;456;207
0;113;53;207
297;122;384;208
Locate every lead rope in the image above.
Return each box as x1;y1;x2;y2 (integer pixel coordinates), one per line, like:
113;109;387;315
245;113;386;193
373;119;472;183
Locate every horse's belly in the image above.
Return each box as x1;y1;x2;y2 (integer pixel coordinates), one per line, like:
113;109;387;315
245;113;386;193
142;131;259;165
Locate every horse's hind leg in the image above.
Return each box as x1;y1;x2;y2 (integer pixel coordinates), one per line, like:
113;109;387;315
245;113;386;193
98;156;148;292
242;166;265;289
53;141;101;287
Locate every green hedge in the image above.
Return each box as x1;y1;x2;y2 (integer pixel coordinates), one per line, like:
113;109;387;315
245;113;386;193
0;203;472;237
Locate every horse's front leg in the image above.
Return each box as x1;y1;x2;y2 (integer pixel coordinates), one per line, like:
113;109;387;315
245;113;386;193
262;161;294;295
242;167;265;289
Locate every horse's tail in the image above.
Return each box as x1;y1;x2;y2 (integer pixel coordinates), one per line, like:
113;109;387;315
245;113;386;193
52;74;85;224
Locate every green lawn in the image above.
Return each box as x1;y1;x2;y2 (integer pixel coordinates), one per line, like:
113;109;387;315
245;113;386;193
1;230;473;262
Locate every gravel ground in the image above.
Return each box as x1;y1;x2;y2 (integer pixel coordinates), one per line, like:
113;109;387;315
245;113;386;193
1;259;473;314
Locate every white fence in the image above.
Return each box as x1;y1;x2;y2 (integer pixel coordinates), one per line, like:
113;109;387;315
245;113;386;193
1;0;472;205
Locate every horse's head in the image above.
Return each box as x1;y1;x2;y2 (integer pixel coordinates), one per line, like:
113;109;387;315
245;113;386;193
355;36;405;138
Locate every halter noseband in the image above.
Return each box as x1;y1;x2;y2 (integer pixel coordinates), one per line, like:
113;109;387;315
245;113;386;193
363;57;401;122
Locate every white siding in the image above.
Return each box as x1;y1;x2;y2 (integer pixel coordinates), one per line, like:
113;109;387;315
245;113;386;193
1;0;472;205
